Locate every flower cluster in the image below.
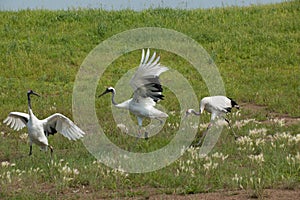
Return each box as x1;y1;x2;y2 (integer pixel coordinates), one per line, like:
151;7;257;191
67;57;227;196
1;161;15;167
92;160;129;177
176;148;228;176
249;128;267;137
248;153;265;165
50;159;80;183
19;133;28;141
0;162;42;184
270;118;285;127
233;119;260;129
286;152;300;165
232;173;244;189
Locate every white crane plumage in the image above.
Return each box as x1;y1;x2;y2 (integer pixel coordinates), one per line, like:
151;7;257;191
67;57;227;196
186;95;239;143
3;90;85;156
99;49;169;139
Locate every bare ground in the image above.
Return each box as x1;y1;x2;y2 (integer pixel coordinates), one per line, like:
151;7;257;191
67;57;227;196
59;187;300;200
146;189;300;200
240;103;300;126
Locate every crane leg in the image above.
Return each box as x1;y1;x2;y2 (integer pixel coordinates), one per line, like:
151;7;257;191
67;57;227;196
49;145;54;159
29;145;32;156
132;126;142;150
224;118;238;139
136;117;148;140
197;123;212;146
144;131;149;140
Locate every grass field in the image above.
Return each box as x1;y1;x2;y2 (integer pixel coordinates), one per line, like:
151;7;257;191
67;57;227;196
0;1;299;199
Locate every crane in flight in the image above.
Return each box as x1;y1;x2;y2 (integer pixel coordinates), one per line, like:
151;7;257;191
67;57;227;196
186;95;239;144
3;90;85;157
99;49;169;140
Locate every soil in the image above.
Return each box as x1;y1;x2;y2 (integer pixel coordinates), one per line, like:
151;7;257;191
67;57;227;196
145;189;300;200
240;103;300;126
60;188;300;200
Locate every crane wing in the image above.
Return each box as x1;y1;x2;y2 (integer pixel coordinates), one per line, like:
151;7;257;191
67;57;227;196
210;96;232;113
3;112;29;131
42;113;85;140
130;49;169;103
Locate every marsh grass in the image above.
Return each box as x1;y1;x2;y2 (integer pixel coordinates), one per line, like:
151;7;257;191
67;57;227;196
0;1;299;199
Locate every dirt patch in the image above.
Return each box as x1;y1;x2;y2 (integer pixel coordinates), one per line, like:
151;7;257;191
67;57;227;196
240;103;300;126
57;188;300;200
130;189;300;200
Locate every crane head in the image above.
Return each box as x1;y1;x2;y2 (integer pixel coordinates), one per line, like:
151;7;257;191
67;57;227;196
185;109;193;117
98;87;115;97
27;90;40;97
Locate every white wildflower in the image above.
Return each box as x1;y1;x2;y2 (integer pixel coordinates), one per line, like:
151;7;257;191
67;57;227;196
1;161;10;167
199;123;210;129
73;168;80;175
288;134;300;144
180;146;187;156
117;123;129;134
248;153;264;164
237;147;246;151
63;176;73;182
236;136;253;146
212;152;228;161
203;160;212;171
270;118;285;127
6;171;11;183
19;133;28;141
255;138;266;146
203;159;218;171
273;132;291;141
249;128;267;137
232;173;244;189
199;153;207;159
233;110;241;117
232;173;242;182
169;111;176;116
49;105;56;111
234;119;260;128
270;142;275;148
186;159;192;165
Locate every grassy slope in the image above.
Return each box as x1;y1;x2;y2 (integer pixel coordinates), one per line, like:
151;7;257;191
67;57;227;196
0;1;299;199
0;2;299;116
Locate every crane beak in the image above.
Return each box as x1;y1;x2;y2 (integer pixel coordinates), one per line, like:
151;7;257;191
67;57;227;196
98;89;109;97
32;91;41;97
185;110;190;117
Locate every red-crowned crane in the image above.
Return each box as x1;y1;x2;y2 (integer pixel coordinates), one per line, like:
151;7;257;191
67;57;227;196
99;49;169;139
186;95;239;144
3;90;85;157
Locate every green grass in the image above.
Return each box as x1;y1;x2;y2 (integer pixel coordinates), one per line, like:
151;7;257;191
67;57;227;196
0;1;299;199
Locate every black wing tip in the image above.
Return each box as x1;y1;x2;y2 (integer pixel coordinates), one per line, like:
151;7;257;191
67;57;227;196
142;82;165;102
44;122;58;137
228;98;239;109
153;94;165;102
23;117;29;124
225;107;232;113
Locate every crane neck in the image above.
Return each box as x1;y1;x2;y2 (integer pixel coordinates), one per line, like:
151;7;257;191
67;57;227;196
27;93;32;109
111;90;118;106
191;109;201;116
27;93;34;117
